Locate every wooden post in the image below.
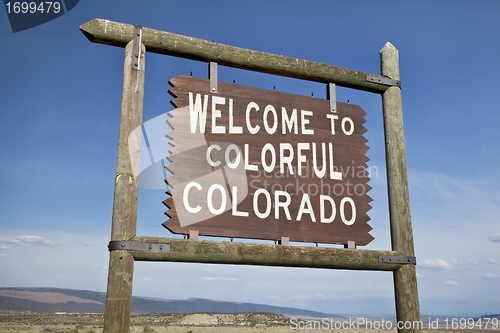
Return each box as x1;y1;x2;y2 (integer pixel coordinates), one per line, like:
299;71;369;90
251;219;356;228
103;39;146;333
80;19;391;94
129;236;410;271
381;42;421;333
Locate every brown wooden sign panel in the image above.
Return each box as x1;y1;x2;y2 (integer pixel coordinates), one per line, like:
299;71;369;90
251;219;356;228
163;75;373;245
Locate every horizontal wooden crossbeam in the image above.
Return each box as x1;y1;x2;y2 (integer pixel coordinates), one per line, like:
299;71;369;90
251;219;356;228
128;236;406;271
80;18;390;94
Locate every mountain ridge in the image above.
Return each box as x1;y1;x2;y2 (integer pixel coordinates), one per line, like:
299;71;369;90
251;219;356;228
0;287;343;318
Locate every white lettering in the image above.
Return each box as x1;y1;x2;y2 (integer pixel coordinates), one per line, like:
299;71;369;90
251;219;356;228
326;114;338;135
297;143;309;176
261;143;276;173
228;98;243;134
280;143;294;175
275;190;292;220
254;188;271;218
301;110;314;135
206;144;221;167
341;117;354;135
183;182;202;213
263;105;278;134
211;96;226;134
312;142;326;178
244;144;258;171
297;193;316;222
340;197;356;225
225;144;241;169
207;184;226;215
188;92;209;133
232;186;248;217
282;107;298;134
320;195;335;223
246;101;260;134
329;142;343;180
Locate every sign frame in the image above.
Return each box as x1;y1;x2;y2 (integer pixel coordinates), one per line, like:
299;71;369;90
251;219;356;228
80;18;420;333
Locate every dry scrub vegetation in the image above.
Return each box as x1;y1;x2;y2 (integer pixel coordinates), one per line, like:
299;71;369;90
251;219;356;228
1;312;497;333
0;312;291;332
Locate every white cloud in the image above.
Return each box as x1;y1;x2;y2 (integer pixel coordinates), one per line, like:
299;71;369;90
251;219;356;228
420;258;452;270
481;273;500;281
0;235;64;247
488;259;500;266
450;275;459;279
201;277;238;282
0;244;9;250
451;258;481;266
140;278;152;281
488;233;500;242
445;280;458;286
0;253;7;257
94;264;107;274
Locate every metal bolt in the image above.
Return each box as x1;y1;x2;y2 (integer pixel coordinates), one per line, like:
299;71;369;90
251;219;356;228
134;63;138;66
160;246;163;250
149;245;152;249
389;258;392;261
212;88;215;91
121;243;125;247
135;54;139;58
120;255;123;259
381;257;385;261
137;33;140;36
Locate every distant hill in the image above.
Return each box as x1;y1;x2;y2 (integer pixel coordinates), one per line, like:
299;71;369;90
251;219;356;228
0;287;342;318
476;314;500;319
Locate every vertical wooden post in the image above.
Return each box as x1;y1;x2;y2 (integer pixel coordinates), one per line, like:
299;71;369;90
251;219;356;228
381;42;421;333
103;39;146;333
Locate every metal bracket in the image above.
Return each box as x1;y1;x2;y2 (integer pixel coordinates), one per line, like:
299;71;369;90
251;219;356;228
366;74;401;88
209;62;218;93
344;240;356;249
108;240;170;253
379;255;416;265
188;230;199;240
132;25;143;71
278;237;289;245
327;83;336;113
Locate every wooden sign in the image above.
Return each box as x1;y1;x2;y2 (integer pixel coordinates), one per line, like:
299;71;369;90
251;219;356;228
163;75;373;245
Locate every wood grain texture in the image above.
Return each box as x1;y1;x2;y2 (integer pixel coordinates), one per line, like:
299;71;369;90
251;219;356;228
80;18;390;94
381;42;420;333
103;40;145;333
131;236;405;271
163;75;373;246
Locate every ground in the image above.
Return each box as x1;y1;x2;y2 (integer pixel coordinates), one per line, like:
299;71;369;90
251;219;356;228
0;312;498;332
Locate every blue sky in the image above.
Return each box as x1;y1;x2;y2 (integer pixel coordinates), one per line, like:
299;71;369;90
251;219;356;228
1;0;499;316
